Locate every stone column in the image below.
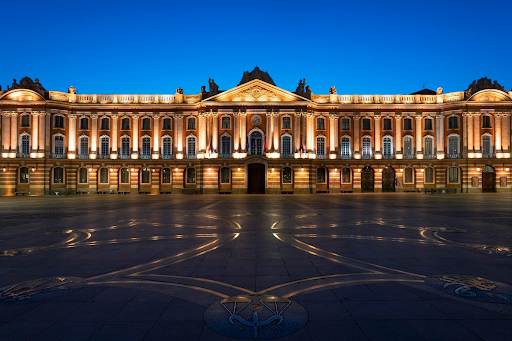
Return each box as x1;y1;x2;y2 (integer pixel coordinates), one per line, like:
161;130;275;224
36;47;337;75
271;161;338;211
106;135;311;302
198;112;206;152
240;112;247;152
1;112;11;154
91;115;98;158
273;113;279;151
334;117;339;152
153;113;159;158
111;113;118;158
395;114;402;155
10;113;17;152
353;115;360;157
294;111;301;152
131;114;139;158
266;112;273;152
68;114;77;157
473;114;481;152
495;113;502;152
45;113;51;155
212;112;219;152
501;113;510;152
329;114;336;153
302;113;308;151
374;114;381;157
174;113;183;154
233;111;240;151
415;114;422;157
39;113;46;154
436;113;444;158
467;113;474;152
462;113;468;155
31;112;39;154
307;113;314;153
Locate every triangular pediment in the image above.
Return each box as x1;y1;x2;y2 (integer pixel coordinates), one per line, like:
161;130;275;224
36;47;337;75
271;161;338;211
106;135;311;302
203;80;309;103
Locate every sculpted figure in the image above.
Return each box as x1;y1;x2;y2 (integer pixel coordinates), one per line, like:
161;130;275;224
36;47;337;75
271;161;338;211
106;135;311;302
208;78;219;96
436;87;443;95
329;86;337;94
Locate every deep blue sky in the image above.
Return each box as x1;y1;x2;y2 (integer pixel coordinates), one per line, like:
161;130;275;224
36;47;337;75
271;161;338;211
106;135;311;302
2;0;511;95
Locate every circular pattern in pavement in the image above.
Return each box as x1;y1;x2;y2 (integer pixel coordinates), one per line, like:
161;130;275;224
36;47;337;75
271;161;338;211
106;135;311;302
0;277;86;305
426;274;512;303
204;294;308;339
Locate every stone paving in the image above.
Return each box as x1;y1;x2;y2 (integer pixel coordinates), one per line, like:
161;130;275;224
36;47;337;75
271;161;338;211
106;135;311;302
0;193;512;341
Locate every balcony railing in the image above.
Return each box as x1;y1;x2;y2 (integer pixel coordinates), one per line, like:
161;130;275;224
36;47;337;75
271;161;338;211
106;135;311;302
382;154;394;159
482;153;495;159
340;154;352;159
219;153;231;159
140;154;151;159
78;154;89;159
161;154;173;159
281;153;294;159
52;153;65;159
16;153;30;158
97;154;110;159
403;154;415;160
362;154;373;159
186;154;197;159
446;153;461;159
119;154;131;159
317;154;327;159
424;154;436;159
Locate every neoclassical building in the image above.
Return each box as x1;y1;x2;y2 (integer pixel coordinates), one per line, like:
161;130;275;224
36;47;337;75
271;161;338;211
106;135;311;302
0;69;511;195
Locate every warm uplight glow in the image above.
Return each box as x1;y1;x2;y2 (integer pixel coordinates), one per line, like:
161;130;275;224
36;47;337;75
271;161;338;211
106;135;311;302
329;154;337;160
271;167;275;172
375;153;382;160
496;152;504;159
395;154;403;160
31;168;36;172
468;152;475;158
151;154;159;160
90;154;97;160
238;167;241;171
176;153;184;160
110;168;114;172
301;167;304;171
175;167;178;172
233;152;247;159
2;168;6;172
506;168;510;171
208;167;211;171
420;169;424;172
416;154;423;159
266;152;280;159
476;168;481;171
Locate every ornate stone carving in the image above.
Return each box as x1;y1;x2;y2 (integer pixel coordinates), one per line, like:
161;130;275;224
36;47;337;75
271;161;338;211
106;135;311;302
466;77;505;98
233;86;279;102
7;77;46;97
251;115;262;126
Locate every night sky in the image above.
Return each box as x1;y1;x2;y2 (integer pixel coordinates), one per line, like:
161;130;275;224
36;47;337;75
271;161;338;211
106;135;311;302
2;0;511;95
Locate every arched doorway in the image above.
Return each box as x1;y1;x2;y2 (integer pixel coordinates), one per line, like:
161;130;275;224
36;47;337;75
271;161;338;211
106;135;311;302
249;131;263;155
482;165;496;192
382;167;395;192
248;163;265;194
361;166;374;192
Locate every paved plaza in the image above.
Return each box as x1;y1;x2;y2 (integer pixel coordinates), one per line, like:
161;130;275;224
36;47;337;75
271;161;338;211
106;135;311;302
0;194;511;340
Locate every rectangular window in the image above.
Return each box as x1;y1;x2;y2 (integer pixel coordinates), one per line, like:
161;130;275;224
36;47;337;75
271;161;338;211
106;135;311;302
162;118;172;130
316;118;325;130
54;116;64;128
362;118;371;130
120;169;130;184
121;138;130;156
21;115;30;127
341;137;351;157
403;118;412;130
424;118;433;131
425;168;434;183
341;168;351;183
448;116;458;129
80;138;89;156
53;168;64;184
448;167;459;183
80;118;89;130
362;137;371;156
282;117;291;129
383;118;392;130
424;137;433;156
316;137;326;155
101;118;109;130
162;137;172;156
187;118;196;130
121;118;130;130
341;118;350;130
482;115;491;128
162;168;171;183
142;118;151;130
100;168;109;184
221;117;230;129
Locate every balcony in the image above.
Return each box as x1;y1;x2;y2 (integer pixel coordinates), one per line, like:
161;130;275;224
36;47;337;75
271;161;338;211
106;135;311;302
382;154;395;160
161;154;174;160
52;153;65;159
140;154;151;159
482;153;495;159
361;154;373;160
340;154;352;159
97;154;110;159
446;153;461;159
316;154;327;159
219;153;232;159
16;153;30;158
281;153;294;159
78;154;89;159
186;154;197;159
403;154;415;160
119;154;131;159
424;154;436;159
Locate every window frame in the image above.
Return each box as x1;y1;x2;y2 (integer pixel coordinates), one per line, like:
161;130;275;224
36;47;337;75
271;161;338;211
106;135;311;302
186;167;196;184
141;167;151;184
54;115;65;129
447;166;460;184
20;114;31;128
186;135;197;156
78;167;88;184
316;135;326;156
448;116;459;129
162;118;172;130
403;117;413;131
424;117;433;131
162;168;172;184
79;135;89;156
282;116;292;130
282;167;293;184
100;117;110;130
53;167;65;184
79;117;89;130
404;167;414;184
220;167;231;184
383;118;392;131
362;118;371;131
341;118;350;130
19;167;29;184
482;115;492;129
316;167;327;184
316;117;326;131
121;117;130;130
187;117;196;130
221;116;231;130
99;168;109;184
341;167;351;184
120;168;130;184
281;134;292;155
424;167;435;184
142;117;151;131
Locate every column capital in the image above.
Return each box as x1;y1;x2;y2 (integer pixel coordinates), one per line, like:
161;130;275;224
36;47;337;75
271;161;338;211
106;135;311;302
131;113;140;119
110;113;119;118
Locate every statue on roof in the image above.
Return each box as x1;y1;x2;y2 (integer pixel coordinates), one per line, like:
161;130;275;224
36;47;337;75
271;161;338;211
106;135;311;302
466;77;505;98
208;78;219;96
238;66;276;86
329;86;337;94
436;87;443;95
7;77;46;97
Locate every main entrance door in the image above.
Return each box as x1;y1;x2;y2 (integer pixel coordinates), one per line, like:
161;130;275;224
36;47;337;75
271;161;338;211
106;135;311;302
382;167;395;192
482;165;496;193
361;166;374;192
248;163;265;194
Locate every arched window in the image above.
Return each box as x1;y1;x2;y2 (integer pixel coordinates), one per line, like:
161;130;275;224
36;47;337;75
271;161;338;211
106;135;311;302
341;136;351;158
79;136;89;157
341;167;351;183
120;168;130;184
53;135;64;156
162;136;172;157
281;135;292;156
162;168;172;184
316;117;325;130
424;136;434;157
21;114;30;127
100;136;110;157
187;117;196;130
141;168;151;184
53;167;64;184
404;167;414;184
99;168;109;184
142;118;151;130
221;135;231;155
383;136;393;157
316;136;326;156
80;117;89;130
282;116;291;129
121;136;130;157
141;136;151;157
448;135;459;157
249;131;263;155
20;134;30;155
187;136;196;156
100;117;109;130
424;167;434;184
282;167;292;184
220;167;230;184
186;168;196;183
448;166;460;184
316;167;326;183
362;136;372;158
19;167;29;184
403;136;413;157
482;134;492;155
78;168;88;184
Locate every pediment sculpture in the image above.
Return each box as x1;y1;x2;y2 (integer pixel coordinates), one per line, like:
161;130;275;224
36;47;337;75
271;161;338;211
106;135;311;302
7;77;47;97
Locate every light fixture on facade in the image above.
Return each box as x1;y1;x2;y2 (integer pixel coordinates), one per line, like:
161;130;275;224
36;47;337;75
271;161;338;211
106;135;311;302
238;167;241;171
88;168;93;172
175;167;178;172
32;168;36;172
271;167;275;172
110;168;114;172
506;168;510;171
334;168;337;172
476;167;481;171
131;168;135;172
2;167;6;172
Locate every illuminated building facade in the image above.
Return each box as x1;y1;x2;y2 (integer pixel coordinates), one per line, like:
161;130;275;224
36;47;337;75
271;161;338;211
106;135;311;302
0;69;511;195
